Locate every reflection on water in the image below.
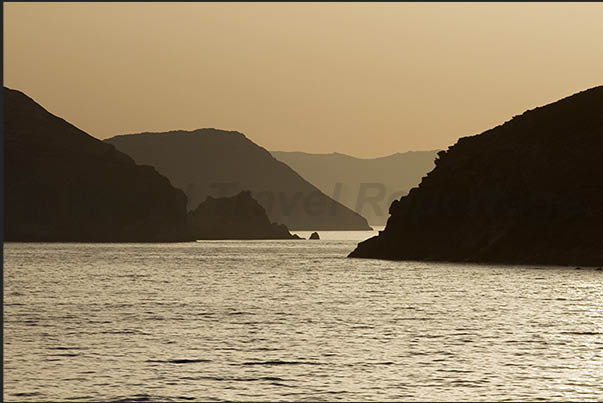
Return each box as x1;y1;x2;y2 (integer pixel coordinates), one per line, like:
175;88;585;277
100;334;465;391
4;237;602;401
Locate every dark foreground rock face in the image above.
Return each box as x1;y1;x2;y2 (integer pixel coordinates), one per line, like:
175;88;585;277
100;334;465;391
189;191;300;239
105;129;371;230
4;87;192;242
350;86;603;267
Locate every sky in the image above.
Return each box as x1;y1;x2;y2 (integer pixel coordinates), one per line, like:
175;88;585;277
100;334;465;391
4;2;603;158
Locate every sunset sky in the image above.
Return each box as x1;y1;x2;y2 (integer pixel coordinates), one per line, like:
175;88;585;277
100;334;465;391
4;2;603;157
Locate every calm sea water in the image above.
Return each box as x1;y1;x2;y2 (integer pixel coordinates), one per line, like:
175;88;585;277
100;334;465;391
4;230;603;402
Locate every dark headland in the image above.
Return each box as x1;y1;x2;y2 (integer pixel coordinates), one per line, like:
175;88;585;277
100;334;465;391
4;87;191;242
3;88;300;242
105;130;372;231
349;86;603;267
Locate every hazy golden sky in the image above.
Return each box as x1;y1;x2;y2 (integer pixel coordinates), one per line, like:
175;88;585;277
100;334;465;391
4;2;603;157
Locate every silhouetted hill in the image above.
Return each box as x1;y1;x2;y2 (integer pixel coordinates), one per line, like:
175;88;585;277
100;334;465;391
189;191;301;239
350;86;603;267
105;130;371;230
4;87;192;242
271;151;438;225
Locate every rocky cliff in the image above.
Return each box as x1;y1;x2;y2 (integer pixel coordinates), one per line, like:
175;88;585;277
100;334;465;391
349;86;603;267
189;191;301;239
4;87;192;242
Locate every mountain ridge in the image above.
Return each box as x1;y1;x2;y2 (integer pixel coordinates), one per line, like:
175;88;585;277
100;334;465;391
271;149;439;226
106;129;372;230
271;150;440;161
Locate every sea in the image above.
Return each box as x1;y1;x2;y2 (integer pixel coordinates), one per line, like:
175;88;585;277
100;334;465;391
4;229;602;401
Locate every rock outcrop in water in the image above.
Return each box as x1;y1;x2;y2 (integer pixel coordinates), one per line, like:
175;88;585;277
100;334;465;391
309;232;320;240
189;191;301;239
105;129;371;231
4;87;192;242
350;86;603;267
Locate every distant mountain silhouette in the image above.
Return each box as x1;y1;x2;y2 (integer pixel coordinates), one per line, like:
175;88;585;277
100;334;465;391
4;87;191;242
350;86;603;267
190;191;301;239
271;151;439;226
106;130;371;230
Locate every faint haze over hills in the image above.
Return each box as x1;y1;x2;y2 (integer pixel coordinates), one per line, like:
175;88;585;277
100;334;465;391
271;151;439;226
4;3;603;157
